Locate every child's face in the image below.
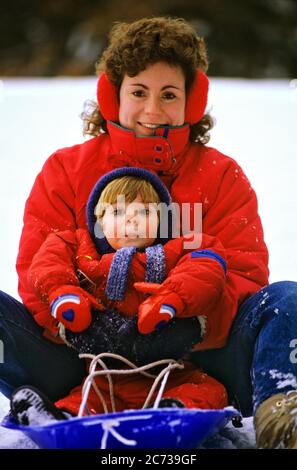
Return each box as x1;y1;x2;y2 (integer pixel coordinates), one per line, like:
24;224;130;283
119;62;186;137
101;194;159;250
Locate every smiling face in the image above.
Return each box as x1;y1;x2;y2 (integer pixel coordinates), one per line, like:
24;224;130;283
119;62;186;137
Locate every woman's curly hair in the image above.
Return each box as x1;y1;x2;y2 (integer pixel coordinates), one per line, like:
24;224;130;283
82;17;214;144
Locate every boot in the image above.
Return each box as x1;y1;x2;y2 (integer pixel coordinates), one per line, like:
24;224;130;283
158;398;185;408
10;385;69;426
254;391;297;448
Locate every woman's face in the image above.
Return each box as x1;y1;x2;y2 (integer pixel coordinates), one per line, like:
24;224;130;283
119;62;186;137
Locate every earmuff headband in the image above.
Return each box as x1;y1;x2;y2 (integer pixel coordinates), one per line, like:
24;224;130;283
97;68;209;125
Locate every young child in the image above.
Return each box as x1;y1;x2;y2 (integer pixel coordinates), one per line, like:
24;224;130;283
10;167;228;423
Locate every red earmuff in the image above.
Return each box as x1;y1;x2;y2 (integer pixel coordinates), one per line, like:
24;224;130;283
96;73;119;122
185;69;209;125
97;68;209;125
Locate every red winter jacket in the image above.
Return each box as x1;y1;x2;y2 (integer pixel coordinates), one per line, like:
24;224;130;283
27;228;227;321
27;228;230;415
17;122;269;350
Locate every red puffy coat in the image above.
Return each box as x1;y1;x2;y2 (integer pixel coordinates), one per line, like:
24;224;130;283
27;228;229;414
17;122;269;350
27;229;227;321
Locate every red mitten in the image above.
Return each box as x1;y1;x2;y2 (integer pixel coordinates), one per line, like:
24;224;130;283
134;282;185;334
49;285;104;332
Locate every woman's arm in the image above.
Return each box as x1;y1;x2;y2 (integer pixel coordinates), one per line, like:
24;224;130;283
17;152;78;333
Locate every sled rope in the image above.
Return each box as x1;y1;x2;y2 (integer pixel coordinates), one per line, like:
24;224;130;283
78;353;184;418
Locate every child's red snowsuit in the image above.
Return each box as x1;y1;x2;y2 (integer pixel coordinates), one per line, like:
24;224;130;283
27;229;228;414
28;229;227;320
55;362;227;415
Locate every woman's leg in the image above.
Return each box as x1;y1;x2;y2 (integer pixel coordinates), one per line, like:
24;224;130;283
0;291;86;401
190;281;297;417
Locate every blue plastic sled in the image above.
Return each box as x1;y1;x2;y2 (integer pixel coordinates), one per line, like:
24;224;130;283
2;407;239;449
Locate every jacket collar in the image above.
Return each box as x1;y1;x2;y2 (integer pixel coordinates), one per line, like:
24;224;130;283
107;121;190;174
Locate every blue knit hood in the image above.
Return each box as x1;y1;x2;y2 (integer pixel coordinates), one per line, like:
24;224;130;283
86;167;174;254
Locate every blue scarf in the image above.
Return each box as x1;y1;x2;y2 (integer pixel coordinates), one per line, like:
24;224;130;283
105;244;166;301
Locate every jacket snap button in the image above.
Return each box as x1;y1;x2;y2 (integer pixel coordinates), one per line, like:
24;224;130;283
155;145;163;152
155;158;162;163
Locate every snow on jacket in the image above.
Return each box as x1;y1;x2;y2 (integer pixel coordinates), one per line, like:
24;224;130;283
17;122;269;350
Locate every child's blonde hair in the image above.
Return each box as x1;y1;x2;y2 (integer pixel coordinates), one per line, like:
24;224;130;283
95;176;161;220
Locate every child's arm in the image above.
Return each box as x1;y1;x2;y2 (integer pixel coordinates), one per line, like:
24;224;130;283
135;233;227;335
27;229;105;333
27;229;104;298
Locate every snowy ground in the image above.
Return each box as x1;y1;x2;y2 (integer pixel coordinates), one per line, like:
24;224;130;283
0;77;296;448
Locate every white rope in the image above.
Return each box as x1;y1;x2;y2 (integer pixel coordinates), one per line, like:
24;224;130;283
142;363;183;409
78;353;184;418
151;370;171;409
79;354;117;416
79;353;158;417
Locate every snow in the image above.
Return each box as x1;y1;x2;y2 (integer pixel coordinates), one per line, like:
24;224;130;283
269;370;297;389
0;77;296;449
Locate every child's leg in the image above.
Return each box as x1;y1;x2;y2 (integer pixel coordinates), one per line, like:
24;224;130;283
10;379;125;425
113;365;227;410
55;381;126;416
12;365;227;423
162;369;228;409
